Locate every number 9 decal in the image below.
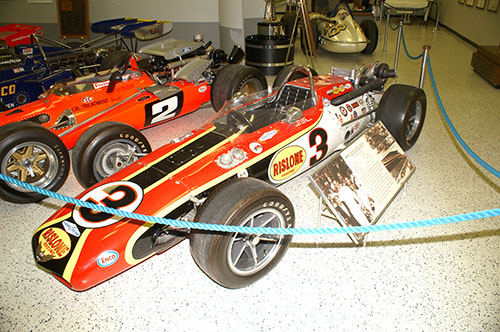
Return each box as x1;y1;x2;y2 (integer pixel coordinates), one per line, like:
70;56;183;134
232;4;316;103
72;181;144;228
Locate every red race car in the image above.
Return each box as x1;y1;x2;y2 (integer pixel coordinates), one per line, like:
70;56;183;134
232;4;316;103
0;23;43;47
0;37;266;203
32;62;426;291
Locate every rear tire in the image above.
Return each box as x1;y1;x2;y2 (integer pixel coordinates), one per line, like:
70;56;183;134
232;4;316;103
378;84;426;150
72;122;151;188
0;122;69;203
210;65;268;111
190;177;294;288
360;20;378;55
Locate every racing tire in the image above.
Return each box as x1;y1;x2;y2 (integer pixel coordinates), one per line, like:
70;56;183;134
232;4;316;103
378;84;426;151
190;177;295;288
210;65;268;112
281;13;298;41
272;65;318;89
360;20;378;55
300;21;318;55
0;122;70;203
72;122;152;188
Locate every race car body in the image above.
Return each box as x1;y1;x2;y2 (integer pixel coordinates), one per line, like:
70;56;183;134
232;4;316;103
0;40;262;203
283;2;378;55
0;56;209;149
0;23;43;47
32;63;426;291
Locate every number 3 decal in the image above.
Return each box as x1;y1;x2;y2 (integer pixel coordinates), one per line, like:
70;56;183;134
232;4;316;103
145;92;184;126
309;128;328;167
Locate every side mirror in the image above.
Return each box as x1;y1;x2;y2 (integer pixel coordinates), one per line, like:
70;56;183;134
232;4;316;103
107;71;122;93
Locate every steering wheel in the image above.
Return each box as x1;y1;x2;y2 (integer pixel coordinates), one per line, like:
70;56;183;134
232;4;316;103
229;111;253;130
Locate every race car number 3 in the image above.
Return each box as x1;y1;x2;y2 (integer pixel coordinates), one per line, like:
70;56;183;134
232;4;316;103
72;181;144;228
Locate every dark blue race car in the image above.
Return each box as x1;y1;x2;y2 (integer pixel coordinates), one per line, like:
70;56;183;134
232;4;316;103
0;18;171;110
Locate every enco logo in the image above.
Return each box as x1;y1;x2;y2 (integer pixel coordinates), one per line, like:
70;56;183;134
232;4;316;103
72;181;144;228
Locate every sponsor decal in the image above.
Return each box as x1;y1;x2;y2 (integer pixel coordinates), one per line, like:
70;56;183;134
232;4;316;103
332;86;340;94
259;129;278;142
269;146;306;182
181;47;193;54
37;227;71;260
97;250;119;267
340;106;348;116
81;96;93;104
322;98;329;106
0;84;15;97
295;117;313;127
249;142;263;154
346;104;353;112
13;67;24;74
73;181;144;229
361;106;367;114
351;101;359;108
22;48;33;55
345;83;352;89
93;81;110;89
339;85;345;92
198;86;207;93
78;98;109;110
63;220;81;237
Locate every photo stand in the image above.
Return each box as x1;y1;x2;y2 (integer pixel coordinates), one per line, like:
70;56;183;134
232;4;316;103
309;121;416;245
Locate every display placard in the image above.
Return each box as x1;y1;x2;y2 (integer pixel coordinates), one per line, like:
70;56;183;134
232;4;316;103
57;0;89;38
309;122;415;244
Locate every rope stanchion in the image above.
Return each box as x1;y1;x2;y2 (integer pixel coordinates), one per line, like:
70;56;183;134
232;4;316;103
389;24;499;179
0;173;498;235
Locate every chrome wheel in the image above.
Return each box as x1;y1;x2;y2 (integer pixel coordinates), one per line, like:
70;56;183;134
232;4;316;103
1;142;58;192
93;139;146;181
227;207;286;276
406;100;423;144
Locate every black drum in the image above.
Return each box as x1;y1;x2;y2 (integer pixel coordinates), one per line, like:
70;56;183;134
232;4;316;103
245;34;294;75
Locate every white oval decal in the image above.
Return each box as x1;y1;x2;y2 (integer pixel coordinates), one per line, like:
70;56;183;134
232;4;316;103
73;181;144;229
97;250;119;267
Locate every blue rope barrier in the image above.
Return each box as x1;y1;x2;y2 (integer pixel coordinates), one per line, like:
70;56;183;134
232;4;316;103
400;25;423;60
427;58;500;179
395;25;499;179
0;173;498;235
389;20;399;31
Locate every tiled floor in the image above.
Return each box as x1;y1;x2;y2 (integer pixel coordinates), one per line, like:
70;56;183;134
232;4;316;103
1;19;499;332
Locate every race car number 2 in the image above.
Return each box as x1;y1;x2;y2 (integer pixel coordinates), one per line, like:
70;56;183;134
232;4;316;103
72;181;144;228
144;92;184;126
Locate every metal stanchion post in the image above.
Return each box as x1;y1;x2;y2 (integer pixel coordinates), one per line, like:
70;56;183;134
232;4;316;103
383;12;390;52
394;20;403;71
419;45;431;88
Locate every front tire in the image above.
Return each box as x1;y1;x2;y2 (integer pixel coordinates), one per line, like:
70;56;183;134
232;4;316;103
378;84;426;150
190;177;295;288
360;20;378;55
72;122;151;188
210;65;268;112
0;122;70;203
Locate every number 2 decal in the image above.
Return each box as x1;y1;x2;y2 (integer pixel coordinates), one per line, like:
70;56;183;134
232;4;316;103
309;128;328;167
145;92;184;126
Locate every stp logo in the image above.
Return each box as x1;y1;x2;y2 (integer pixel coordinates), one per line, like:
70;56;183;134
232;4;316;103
81;96;94;103
72;181;144;228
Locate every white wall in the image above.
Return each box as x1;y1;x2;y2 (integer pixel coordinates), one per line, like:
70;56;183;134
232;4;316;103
437;1;500;46
0;0;219;23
